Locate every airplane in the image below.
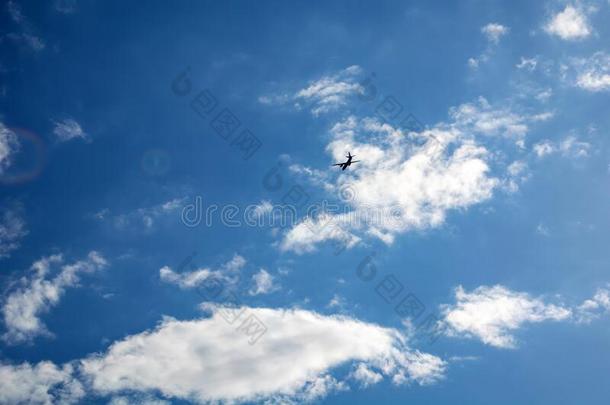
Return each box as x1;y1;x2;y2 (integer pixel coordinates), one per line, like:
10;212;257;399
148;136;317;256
332;152;360;171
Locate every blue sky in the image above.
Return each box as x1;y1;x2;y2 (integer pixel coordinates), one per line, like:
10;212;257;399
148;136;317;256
1;0;610;404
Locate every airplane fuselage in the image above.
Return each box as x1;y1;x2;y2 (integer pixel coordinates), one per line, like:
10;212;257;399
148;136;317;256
333;152;360;170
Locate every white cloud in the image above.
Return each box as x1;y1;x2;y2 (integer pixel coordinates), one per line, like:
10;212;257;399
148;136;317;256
52;118;87;142
96;197;186;231
350;363;383;387
81;307;446;403
249;268;279;295
0;204;27;259
516;56;538;71
2;251;107;344
449;97;537;140
294;374;348;403
0;361;85;405
295;65;364;116
441;285;571;348
280;96;548;253
260;66;364;116
573;52;610;92
559;136;591;158
481;23;509;43
288;163;332;189
533;136;591;159
535;88;553;102
544;5;591;40
257;93;291;105
223;254;247;272
576;286;610;323
0;122;20;174
327;293;346;309
504;160;530;193
281;216;361;254
160;254;245;289
160;266;219;289
252;200;273;217
532;140;554;157
468;24;508;69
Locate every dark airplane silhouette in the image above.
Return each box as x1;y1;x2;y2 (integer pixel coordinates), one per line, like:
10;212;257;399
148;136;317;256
332;152;360;171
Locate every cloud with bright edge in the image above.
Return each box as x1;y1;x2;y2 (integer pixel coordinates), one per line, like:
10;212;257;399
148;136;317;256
544;5;591;40
440;285;572;348
80;307;446;403
1;251;107;344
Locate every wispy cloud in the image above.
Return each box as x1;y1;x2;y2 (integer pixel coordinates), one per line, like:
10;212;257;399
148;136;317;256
576;286;610;323
52;118;88;142
0;202;27;260
0;122;20;174
533;136;591;159
6;1;24;23
93;197;186;231
2;251;107;344
259;65;365;116
248;268;279;295
449;97;551;142
516;56;538;71
469;23;509;69
160;254;245;289
572;52;610;92
54;0;78;14
4;2;46;51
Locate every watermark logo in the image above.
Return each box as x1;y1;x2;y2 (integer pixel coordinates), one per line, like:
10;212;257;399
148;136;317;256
181;196;203;227
355;251;443;345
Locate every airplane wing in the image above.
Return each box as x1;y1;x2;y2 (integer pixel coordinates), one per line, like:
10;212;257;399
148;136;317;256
332;163;343;166
350;160;360;163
